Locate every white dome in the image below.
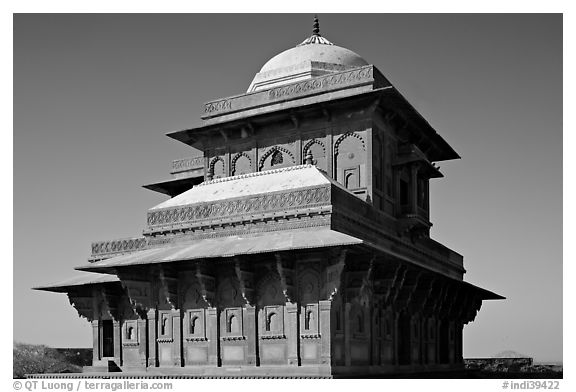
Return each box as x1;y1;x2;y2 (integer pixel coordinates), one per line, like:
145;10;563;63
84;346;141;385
247;17;369;92
259;44;368;74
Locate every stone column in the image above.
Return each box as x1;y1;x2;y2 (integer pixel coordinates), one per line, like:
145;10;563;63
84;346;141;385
207;307;219;366
172;309;182;367
147;309;157;367
113;320;122;366
319;300;332;365
244;305;257;366
137;318;147;367
343;302;352;366
286;302;299;365
92;320;100;363
410;163;419;214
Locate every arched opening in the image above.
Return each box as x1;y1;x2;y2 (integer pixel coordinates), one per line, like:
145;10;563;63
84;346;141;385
160;314;169;336
190;316;198;334
228;314;240;333
305;309;315;330
126;326;134;340
266;312;277;332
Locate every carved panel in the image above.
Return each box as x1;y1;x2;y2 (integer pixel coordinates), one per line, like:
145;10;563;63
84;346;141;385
303;139;327;172
209;157;226;179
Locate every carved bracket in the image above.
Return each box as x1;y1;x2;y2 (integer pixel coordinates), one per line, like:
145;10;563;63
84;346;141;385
119;276;152;318
274;253;294;303
234;258;254;306
158;266;179;310
67;294;94;322
327;248;348;301
195;263;215;307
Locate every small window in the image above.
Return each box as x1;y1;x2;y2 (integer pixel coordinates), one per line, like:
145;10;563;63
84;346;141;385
305;310;315;330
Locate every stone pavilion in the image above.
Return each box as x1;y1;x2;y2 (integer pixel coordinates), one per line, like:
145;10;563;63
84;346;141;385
35;17;503;378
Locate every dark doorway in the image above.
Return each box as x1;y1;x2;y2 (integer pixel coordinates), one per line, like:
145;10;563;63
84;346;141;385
101;320;114;357
439;320;450;364
397;313;411;365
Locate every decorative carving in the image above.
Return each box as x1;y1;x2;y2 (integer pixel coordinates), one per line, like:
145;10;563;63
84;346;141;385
258;146;295;170
268;66;373;100
171;157;204;174
334;132;366;156
91;237;147;258
147;185;330;230
204;99;231;115
208;156;225;179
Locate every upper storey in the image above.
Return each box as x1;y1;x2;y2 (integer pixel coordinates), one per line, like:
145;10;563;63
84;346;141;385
248;17;369;92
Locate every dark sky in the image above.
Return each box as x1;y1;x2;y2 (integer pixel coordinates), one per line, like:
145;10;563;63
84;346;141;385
13;14;562;362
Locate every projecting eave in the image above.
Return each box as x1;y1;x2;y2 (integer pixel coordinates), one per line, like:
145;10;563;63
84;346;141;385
142;176;204;197
379;87;460;162
461;281;505;300
33;273;120;293
166;88;388;148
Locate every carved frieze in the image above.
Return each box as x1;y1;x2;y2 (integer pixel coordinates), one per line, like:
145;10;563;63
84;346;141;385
91;237;147;259
268;66;374;100
146;185;331;231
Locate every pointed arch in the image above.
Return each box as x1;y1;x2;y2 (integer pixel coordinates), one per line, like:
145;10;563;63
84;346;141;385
258;146;295;170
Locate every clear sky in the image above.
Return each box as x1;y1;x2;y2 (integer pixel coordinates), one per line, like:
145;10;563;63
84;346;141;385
13;14;562;362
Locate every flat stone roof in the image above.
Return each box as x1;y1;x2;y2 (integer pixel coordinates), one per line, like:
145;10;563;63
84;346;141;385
150;165;333;211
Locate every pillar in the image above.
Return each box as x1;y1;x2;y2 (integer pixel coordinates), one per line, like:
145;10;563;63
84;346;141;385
286;302;299;365
92;320;99;363
137;318;147;367
147;309;157;367
244;305;257;366
113;320;122;366
207;307;219;366
319;300;332;365
172;309;182;367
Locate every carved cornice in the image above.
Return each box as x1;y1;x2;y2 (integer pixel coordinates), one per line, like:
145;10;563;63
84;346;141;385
146;185;331;233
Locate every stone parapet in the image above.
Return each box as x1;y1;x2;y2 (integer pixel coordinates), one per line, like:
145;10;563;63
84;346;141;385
202;65;387;119
89;237;148;262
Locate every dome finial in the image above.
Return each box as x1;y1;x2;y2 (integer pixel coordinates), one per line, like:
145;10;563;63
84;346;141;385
297;15;333;46
313;15;320;36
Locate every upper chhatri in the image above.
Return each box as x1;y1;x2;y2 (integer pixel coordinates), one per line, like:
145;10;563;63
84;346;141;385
247;16;368;92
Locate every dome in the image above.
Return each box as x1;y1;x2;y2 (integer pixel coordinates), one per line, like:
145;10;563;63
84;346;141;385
247;17;369;92
259;44;368;74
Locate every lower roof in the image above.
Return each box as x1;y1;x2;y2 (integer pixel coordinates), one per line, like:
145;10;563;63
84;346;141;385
76;228;363;274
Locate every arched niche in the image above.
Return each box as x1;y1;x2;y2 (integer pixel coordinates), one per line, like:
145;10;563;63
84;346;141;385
334;132;366;191
209;157;226;179
231;152;252;176
259;146;295;171
303;139;327;172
